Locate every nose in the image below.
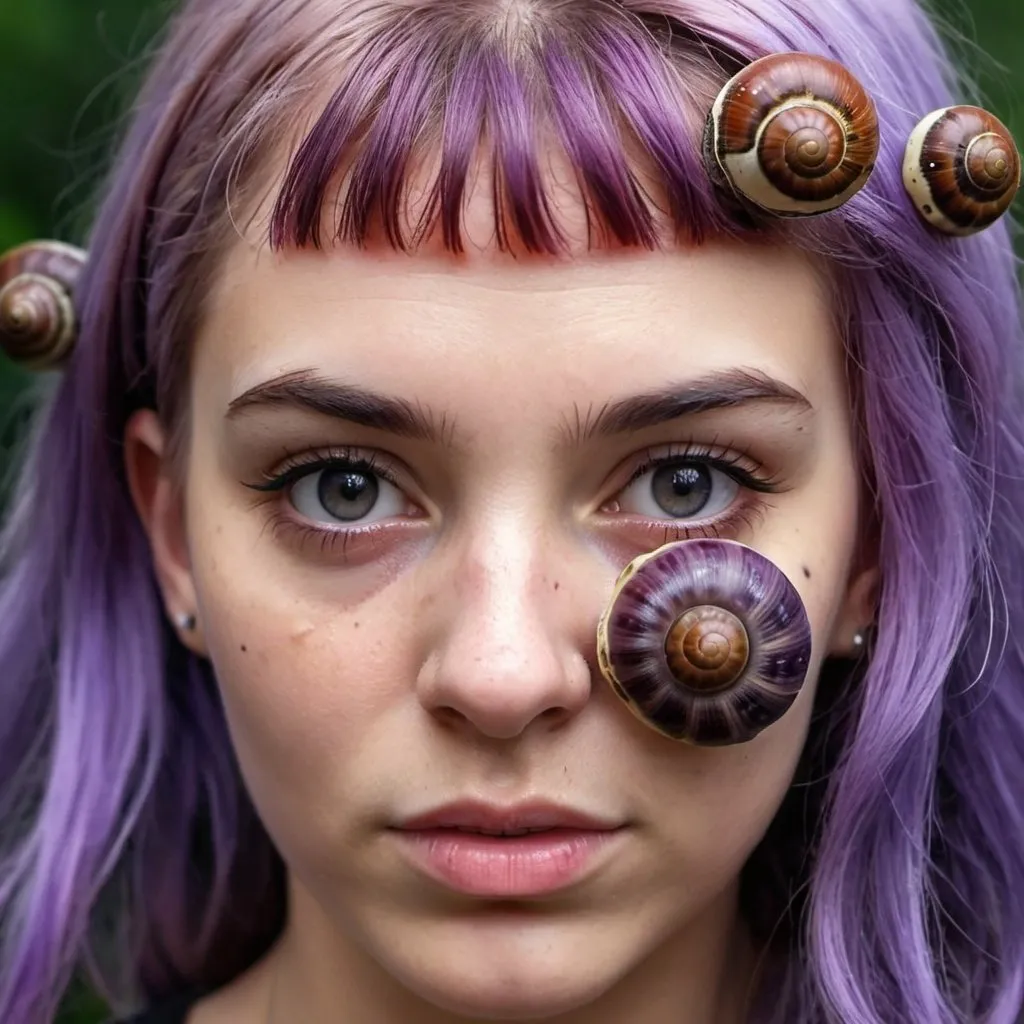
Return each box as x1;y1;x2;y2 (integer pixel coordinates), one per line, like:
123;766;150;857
415;523;594;741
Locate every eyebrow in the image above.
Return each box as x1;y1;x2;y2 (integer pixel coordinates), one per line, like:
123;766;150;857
226;369;455;445
565;368;813;445
226;366;811;447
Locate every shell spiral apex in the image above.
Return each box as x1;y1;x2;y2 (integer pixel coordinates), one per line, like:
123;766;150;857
903;106;1020;236
0;241;86;371
596;539;812;746
705;52;879;218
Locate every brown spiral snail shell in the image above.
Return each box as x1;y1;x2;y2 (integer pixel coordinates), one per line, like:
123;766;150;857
0;241;86;370
596;539;812;746
903;106;1021;236
705;53;879;217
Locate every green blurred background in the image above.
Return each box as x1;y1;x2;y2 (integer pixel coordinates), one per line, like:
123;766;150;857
1;0;1022;1021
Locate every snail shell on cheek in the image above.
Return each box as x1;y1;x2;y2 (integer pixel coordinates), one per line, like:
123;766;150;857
903;106;1021;236
0;241;86;370
706;52;879;216
596;539;812;746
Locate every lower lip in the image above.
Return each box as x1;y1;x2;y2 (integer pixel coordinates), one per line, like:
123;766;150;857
391;828;622;897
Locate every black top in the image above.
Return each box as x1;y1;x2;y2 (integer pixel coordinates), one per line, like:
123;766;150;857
113;991;200;1024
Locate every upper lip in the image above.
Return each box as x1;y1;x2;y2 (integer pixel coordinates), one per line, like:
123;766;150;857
394;800;624;835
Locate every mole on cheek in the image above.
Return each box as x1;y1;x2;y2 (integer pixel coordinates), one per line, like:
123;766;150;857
241;644;248;653
803;566;812;579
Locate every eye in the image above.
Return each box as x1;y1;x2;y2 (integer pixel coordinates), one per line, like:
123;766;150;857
290;464;408;525
615;460;740;521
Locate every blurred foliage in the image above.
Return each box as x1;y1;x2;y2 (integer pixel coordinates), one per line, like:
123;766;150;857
0;0;1021;1021
0;0;171;457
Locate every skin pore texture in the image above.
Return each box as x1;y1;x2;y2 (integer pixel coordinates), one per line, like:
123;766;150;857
124;169;876;1022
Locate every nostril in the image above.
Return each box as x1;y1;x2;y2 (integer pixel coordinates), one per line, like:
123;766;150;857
538;705;574;728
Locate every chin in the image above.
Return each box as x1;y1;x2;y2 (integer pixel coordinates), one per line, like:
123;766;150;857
371;919;638;1021
397;964;614;1021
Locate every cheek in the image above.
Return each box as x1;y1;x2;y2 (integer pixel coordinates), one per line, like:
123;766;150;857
642;457;865;885
186;511;421;859
628;479;864;889
760;423;863;658
624;678;815;903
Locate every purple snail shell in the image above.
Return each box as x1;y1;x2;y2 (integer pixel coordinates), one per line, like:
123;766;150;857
705;52;879;216
596;539;812;746
903;106;1021;236
0;241;86;370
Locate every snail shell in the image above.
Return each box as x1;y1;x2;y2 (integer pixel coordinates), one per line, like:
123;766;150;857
596;539;812;746
705;52;879;216
0;241;86;370
903;106;1020;236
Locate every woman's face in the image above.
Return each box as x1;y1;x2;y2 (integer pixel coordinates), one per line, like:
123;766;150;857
128;205;874;1018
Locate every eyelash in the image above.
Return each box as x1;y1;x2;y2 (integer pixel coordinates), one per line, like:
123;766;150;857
245;447;401;494
620;442;781;495
242;443;783;556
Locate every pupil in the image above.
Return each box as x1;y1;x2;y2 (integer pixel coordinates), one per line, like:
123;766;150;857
318;469;379;521
651;463;711;518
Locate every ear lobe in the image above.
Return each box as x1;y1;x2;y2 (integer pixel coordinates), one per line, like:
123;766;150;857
828;564;879;659
123;409;208;658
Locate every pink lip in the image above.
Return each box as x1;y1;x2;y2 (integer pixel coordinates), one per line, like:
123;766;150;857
391;801;627;898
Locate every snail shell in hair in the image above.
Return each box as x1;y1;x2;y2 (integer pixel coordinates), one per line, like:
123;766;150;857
903;106;1020;236
0;241;86;370
705;52;879;216
596;539;812;746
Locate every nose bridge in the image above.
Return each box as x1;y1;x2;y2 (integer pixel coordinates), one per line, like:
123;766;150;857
416;507;594;739
459;514;551;636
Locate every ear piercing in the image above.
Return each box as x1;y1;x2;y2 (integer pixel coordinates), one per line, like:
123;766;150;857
174;611;198;632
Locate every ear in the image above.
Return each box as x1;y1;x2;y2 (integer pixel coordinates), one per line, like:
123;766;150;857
827;562;879;658
124;409;208;658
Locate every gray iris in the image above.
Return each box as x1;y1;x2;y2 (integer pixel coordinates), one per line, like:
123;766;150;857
319;469;379;521
652;464;711;517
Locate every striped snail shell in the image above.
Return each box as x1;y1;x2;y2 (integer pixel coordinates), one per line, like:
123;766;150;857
705;52;879;216
596;539;812;746
903;106;1020;236
0;241;86;370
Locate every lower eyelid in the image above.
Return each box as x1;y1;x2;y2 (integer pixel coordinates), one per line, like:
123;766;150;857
601;495;772;541
263;509;431;559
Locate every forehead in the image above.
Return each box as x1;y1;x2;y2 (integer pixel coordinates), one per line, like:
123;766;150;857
200;231;835;417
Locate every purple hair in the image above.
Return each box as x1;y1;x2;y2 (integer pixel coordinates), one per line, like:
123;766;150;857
2;1;1024;1021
